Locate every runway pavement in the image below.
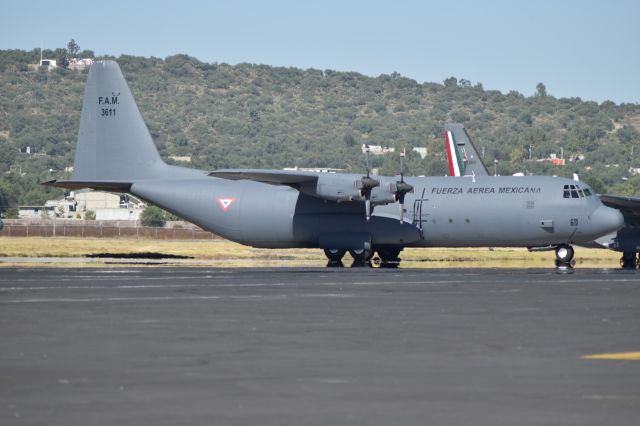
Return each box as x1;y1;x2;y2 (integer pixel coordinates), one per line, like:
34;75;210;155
1;267;639;425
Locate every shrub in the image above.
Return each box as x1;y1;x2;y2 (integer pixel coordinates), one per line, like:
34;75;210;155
140;205;166;227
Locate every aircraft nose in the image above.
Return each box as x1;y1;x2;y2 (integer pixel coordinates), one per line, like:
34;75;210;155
591;205;624;234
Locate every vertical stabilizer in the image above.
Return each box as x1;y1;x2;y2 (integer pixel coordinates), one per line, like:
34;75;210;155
72;60;166;182
444;123;489;177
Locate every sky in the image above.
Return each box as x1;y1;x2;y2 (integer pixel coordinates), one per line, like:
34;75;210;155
2;0;639;103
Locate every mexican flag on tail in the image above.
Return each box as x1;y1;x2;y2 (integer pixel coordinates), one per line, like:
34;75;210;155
444;130;466;176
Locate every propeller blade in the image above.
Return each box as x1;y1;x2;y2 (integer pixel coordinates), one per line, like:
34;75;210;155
400;148;405;182
365;198;371;221
394;149;412;223
365;144;371;178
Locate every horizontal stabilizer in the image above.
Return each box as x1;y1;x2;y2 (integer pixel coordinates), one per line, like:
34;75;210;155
41;179;132;192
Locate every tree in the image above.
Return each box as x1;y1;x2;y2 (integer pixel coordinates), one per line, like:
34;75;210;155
5;206;18;218
140;205;166;227
343;131;356;147
510;148;524;169
54;48;69;69
78;49;94;58
443;77;458;88
583;176;606;194
67;39;80;58
610;175;640;196
84;210;95;220
536;82;547;98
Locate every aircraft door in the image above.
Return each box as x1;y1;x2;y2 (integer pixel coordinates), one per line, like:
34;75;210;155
412;188;428;239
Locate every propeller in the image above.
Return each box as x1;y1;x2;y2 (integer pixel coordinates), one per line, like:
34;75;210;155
356;145;380;221
392;149;414;223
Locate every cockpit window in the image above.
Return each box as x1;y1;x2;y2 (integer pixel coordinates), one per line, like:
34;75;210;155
563;184;593;199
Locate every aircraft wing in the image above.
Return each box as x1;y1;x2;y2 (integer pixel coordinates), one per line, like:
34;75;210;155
209;169;319;186
599;194;640;226
210;168;402;210
444;123;489;177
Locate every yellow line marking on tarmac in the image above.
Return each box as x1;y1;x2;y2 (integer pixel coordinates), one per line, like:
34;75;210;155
582;352;640;360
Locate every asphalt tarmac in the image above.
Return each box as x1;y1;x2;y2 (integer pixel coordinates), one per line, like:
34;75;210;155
1;267;639;426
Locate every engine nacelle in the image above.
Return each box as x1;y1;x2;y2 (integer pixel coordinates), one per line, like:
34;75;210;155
369;183;397;205
312;174;364;202
305;174;396;205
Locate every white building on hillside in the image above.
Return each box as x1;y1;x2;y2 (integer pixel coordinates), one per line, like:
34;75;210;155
20;190;146;220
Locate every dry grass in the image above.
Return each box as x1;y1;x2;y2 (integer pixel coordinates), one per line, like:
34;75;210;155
0;237;623;268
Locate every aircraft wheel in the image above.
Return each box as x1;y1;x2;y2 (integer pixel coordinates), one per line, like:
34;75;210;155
377;247;402;262
324;248;346;262
555;244;574;267
620;251;638;269
376;247;402;268
349;248;373;263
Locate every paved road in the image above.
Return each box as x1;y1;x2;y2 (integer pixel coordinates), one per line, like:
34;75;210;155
1;267;639;425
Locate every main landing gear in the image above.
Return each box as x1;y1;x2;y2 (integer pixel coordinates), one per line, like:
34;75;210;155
620;252;639;269
555;244;575;269
324;249;346;267
323;247;402;268
348;248;374;267
323;248;372;267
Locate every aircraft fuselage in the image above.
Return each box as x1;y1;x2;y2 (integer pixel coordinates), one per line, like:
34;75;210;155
130;172;621;250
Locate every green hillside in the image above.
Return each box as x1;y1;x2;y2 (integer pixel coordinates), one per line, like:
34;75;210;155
1;48;639;214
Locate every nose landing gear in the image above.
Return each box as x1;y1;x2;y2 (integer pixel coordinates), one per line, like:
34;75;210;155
620;252;639;269
375;247;402;268
555;244;575;269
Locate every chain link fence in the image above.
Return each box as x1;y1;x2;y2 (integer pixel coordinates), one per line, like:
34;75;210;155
0;219;220;240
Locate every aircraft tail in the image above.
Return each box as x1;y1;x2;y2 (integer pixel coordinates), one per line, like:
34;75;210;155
43;60;174;190
444;123;489;177
72;60;166;181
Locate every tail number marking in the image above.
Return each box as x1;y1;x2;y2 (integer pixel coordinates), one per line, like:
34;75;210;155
98;92;119;117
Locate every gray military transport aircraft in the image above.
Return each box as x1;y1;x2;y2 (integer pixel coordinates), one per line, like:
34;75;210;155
42;60;627;268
